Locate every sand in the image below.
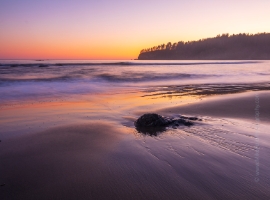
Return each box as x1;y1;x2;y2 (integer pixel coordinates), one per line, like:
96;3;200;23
159;91;270;123
0;91;270;200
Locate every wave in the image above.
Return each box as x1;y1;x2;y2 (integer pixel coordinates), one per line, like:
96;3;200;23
0;72;214;84
0;75;74;83
94;72;213;82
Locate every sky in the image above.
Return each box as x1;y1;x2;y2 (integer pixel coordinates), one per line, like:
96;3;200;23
0;0;270;60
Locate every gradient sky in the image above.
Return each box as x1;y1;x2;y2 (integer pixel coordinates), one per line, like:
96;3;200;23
0;0;270;59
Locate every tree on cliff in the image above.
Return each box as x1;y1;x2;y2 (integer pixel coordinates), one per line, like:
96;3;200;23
138;33;270;60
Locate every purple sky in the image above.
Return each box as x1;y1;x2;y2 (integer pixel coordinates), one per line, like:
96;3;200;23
0;0;270;59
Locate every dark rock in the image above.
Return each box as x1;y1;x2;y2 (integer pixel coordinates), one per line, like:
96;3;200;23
179;116;188;119
183;120;194;126
135;113;199;136
135;113;168;136
180;116;200;121
188;117;198;120
135;113;168;127
136;126;166;136
39;64;49;68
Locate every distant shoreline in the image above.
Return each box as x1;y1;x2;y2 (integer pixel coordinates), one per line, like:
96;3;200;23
138;33;270;60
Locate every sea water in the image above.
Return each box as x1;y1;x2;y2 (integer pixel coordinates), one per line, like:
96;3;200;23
0;60;270;103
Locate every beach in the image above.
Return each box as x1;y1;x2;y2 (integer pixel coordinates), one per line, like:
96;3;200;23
0;60;270;199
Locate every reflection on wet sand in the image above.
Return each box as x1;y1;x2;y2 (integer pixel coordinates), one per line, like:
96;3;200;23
1;85;270;199
143;82;270;99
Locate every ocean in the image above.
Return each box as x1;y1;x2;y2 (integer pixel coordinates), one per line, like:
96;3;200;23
1;60;270;103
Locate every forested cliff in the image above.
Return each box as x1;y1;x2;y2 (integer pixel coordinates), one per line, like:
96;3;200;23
138;33;270;60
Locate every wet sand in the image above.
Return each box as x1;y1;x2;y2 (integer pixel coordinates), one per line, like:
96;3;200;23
1;91;270;200
159;91;270;123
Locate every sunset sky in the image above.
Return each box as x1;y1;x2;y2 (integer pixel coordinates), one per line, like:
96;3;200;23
0;0;270;60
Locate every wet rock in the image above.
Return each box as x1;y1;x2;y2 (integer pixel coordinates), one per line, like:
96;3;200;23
135;113;168;127
135;113;199;136
136;126;167;136
188;117;198;120
182;120;194;126
39;64;49;68
180;116;198;121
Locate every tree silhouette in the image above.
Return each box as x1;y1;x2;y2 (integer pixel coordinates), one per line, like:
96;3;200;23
138;33;270;60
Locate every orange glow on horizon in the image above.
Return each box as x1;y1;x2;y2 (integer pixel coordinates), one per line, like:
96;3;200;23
0;41;142;60
1;1;270;60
